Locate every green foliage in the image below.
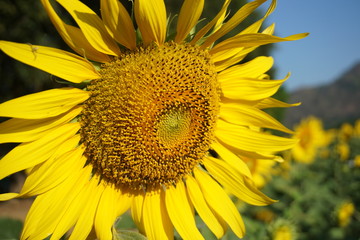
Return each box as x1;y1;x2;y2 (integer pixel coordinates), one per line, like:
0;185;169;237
0;0;66;101
114;213;137;230
0;218;23;240
114;230;148;240
240;133;360;240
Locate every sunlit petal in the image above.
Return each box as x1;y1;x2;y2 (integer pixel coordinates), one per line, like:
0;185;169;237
0;88;88;119
135;0;167;45
165;181;203;239
175;0;204;43
186;175;225;238
56;0;121;56
101;0;136;49
0;41;100;83
0;123;80;181
201;0;266;48
194;167;245;238
143;189;173;240
41;0;110;62
0;106;82;143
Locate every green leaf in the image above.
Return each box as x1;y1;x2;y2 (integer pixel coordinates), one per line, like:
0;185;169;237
114;230;147;240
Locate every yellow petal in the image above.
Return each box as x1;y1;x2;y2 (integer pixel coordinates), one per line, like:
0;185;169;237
213;0;231;33
263;23;276;35
0;106;82;143
101;0;136;50
190;0;231;45
20;166;90;239
216;120;298;153
0;193;18;201
204;156;276;206
50;171;100;240
264;0;277;18
69;175;104;240
194;167;245;238
95;183;118;240
18;135;80;198
220;75;288;101
21;165;92;240
131;191;146;234
214;46;256;72
22;190;60;239
165;181;204;240
0;41;100;83
135;0;167;45
185;175;225;239
41;0;110;62
211;18;266;64
235;0;276;35
211;32;309;54
211;0;277;69
218;56;273;79
56;0;121;56
201;0;266;49
220;142;284;162
143;189;173;240
255;97;301;109
95;184;132;240
0;123;80;181
175;0;204;43
211;141;252;179
241;18;264;35
115;189;133;216
20;144;84;198
220;103;293;133
0;88;88;119
211;46;244;64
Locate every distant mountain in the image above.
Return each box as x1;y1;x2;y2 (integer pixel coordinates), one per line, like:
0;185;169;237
284;62;360;129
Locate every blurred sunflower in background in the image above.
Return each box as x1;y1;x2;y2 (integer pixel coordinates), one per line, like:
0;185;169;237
0;0;307;239
271;221;297;240
337;201;355;228
241;149;280;188
291;116;333;164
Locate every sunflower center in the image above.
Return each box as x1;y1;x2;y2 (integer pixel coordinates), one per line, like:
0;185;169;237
158;108;191;147
80;42;219;190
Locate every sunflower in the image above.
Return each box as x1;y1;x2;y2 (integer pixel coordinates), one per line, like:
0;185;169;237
239;130;281;188
271;221;297;240
337;201;355;227
0;0;307;239
242;154;277;188
291;116;331;164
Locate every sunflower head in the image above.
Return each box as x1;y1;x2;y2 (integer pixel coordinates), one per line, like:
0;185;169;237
269;219;298;240
80;42;220;189
291;116;330;163
337;201;355;227
0;0;308;239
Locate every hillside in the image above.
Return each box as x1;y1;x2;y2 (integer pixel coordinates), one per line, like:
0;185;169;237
284;62;360;129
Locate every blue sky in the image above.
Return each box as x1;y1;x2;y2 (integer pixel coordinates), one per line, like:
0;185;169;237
259;0;360;91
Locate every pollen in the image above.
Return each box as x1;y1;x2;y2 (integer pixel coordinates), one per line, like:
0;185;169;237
80;42;219;190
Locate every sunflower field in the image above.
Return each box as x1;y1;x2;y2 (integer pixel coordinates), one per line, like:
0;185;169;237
233;117;360;240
